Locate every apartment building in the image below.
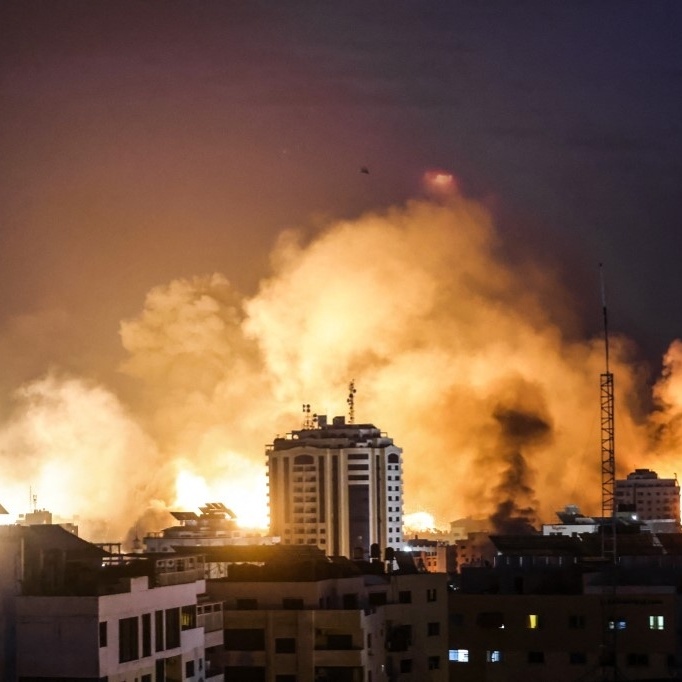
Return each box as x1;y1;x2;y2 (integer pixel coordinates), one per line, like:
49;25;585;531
267;415;403;559
206;557;448;682
0;524;216;682
615;468;681;530
448;531;682;681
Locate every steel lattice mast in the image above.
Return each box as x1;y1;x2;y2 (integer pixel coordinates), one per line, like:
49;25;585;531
600;264;616;561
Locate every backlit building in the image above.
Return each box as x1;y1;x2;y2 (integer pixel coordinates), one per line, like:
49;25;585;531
267;415;403;559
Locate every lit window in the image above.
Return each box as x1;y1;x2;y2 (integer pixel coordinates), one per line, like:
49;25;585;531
649;615;665;630
449;649;469;662
608;618;627;630
527;614;541;629
486;650;502;663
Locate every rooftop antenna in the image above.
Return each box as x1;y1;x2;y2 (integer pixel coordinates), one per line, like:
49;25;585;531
599;263;616;562
347;380;357;424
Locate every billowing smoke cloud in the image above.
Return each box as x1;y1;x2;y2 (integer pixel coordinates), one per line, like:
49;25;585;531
0;192;680;543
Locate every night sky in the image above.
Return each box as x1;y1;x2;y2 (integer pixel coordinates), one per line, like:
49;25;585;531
1;2;681;535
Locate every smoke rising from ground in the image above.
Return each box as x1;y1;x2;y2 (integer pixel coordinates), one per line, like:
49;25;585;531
0;193;681;542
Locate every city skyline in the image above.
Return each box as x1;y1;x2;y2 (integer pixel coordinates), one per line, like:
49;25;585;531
1;2;681;541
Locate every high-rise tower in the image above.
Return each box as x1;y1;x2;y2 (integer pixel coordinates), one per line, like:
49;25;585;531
267;415;403;559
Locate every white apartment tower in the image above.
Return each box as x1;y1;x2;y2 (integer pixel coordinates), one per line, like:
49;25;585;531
267;415;403;559
615;468;681;529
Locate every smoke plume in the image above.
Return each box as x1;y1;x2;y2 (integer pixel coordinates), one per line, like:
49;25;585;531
0;193;681;543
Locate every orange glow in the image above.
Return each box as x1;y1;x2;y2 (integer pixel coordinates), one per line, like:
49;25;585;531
1;194;681;543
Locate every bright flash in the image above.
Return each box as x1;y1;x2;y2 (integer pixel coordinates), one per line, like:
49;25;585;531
423;170;457;195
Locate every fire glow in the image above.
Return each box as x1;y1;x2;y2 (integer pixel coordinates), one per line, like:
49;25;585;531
0;193;681;544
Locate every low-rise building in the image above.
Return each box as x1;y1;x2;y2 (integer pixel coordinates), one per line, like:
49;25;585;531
206;557;448;682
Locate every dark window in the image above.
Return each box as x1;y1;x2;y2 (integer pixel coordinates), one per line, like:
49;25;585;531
369;592;387;606
237;598;258;610
99;621;107;647
428;656;440;670
282;598;304;610
225;666;266;681
426;588;437;602
155;658;166;682
528;651;545;664
398;590;412;604
450;613;464;627
477;612;504;629
225;628;266;651
155;610;164;652
348;464;369;470
275;638;296;653
165;608;181;649
342;593;358;609
327;634;353;650
570;652;587;665
349;474;369;480
181;605;197;630
141;613;151;657
568;614;586;629
627;653;649;667
118;616;139;663
400;659;413;673
388;453;399;463
427;621;440;636
185;660;195;677
276;677;297;682
141;675;152;682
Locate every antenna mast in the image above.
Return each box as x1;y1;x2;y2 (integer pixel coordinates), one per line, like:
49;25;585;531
347;381;357;424
599;264;616;561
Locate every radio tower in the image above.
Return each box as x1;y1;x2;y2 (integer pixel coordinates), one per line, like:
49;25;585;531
347;381;357;424
600;264;616;561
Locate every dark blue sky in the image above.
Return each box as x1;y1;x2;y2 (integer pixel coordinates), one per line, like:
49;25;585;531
1;1;681;385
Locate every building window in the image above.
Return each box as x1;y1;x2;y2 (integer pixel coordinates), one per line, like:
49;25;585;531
398;590;412;604
570;652;587;665
400;659;413;673
486;650;502;663
283;598;304;609
224;628;266;651
426;588;437;602
477;612;504;629
141;613;151;657
185;660;195;677
275;637;296;653
237;598;258;610
118;616;139;663
275;676;297;682
449;649;469;662
526;614;542;629
428;656;440;669
155;610;164;652
627;653;649;667
608;618;627;630
528;651;545;664
427;621;440;636
99;621;107;647
165;608;181;649
649;615;665;630
568;614;585;629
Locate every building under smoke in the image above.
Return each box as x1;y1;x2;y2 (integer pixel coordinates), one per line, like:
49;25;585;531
615;468;681;532
267;415;403;560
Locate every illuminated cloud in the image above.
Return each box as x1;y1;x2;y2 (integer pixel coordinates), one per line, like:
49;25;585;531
0;193;678;541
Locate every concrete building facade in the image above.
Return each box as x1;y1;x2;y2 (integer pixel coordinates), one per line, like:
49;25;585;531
615;468;680;530
207;563;448;682
267;415;403;560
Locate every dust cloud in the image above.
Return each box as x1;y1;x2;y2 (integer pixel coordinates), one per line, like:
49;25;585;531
0;193;680;542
